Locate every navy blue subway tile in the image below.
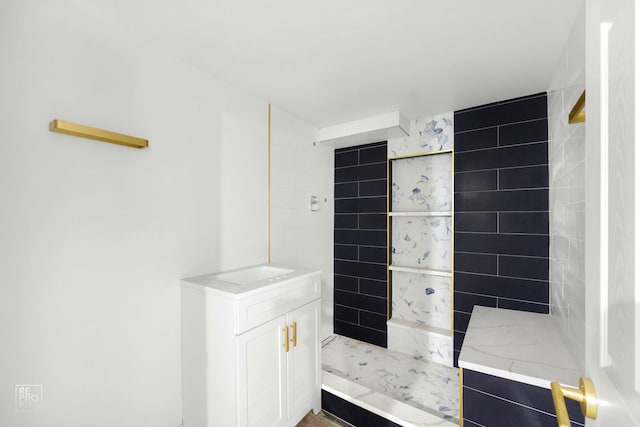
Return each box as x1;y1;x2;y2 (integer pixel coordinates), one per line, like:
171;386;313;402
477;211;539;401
360;311;387;330
359;278;387;297
454;189;549;212
454;142;548;172
455;232;499;254
454;127;498;152
453;291;497;314
334;244;358;261
356;230;387;247
335;197;387;213
334;260;387;281
454;93;546;132
334;289;355;307
322;391;400;427
358;197;387;213
335;182;358;198
334;199;358;214
463;386;559;427
455;170;497;192
454;330;465;351
454;350;461;368
455;272;549;303
499;118;548;147
334;142;388;349
499;211;549;234
496;233;549;257
335;162;386;183
334;275;358;292
359;145;387;164
499;255;549;280
359;179;387;197
359;213;387;229
454;104;502;132
454;252;497;275
334;214;358;229
333;321;387;347
359;246;387;264
454;212;497;232
454;311;472;333
498;298;550;314
355;140;387;150
497;92;546;105
455;100;499;114
498;165;549;190
355;293;388;314
335;149;358;168
334;229;357;245
334;304;358;324
455;232;549;257
463;370;584;426
496;94;547;125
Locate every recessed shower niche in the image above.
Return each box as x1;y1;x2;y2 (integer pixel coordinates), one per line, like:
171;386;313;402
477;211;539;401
387;150;454;366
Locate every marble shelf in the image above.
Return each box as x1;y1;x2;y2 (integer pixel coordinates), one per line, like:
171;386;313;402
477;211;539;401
389;265;452;277
389;211;452;217
458;306;581;389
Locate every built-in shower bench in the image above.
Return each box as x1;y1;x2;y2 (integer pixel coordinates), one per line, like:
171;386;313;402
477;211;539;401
458;306;585;427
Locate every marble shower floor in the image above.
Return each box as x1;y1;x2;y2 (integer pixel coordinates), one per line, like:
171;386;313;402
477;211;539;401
321;335;459;426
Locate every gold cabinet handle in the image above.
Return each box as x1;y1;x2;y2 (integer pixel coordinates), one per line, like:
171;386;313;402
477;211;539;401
283;326;289;353
550;377;598;427
291;322;297;347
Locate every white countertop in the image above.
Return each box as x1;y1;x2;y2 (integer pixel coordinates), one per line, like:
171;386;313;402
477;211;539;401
458;306;581;389
181;263;319;298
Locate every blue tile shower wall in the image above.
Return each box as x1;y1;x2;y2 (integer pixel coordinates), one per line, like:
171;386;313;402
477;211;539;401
453;93;550;366
334;141;388;347
462;370;584;427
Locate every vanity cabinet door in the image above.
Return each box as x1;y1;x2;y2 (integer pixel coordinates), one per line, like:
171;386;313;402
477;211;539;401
237;314;287;427
286;299;321;424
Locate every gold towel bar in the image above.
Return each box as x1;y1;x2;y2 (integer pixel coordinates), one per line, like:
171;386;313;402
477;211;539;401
568;90;586;124
49;119;148;149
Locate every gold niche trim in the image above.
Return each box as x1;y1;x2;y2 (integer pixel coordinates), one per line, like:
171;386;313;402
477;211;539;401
387;148;454;335
49;119;148;149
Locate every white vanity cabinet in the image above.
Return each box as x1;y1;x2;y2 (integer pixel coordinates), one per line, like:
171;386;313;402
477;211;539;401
181;265;321;427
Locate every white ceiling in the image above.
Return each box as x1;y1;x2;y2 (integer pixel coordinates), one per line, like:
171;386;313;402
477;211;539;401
82;0;584;127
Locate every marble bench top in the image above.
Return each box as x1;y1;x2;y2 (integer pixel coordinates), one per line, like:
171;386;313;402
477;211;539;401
458;306;581;389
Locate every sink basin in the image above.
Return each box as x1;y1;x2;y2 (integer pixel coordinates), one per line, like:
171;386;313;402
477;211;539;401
182;263;317;297
214;265;294;285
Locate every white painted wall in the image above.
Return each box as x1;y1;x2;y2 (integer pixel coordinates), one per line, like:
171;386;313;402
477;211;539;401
547;4;586;369
0;1;268;426
269;106;334;340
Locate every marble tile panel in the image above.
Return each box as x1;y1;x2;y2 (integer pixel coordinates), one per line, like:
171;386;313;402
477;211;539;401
391;271;451;329
391;153;452;212
387;320;453;366
391;217;452;271
388;113;454;157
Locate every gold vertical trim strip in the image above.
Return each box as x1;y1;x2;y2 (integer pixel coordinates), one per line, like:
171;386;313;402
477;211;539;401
459;368;463;427
268;104;272;263
49;119;148;149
